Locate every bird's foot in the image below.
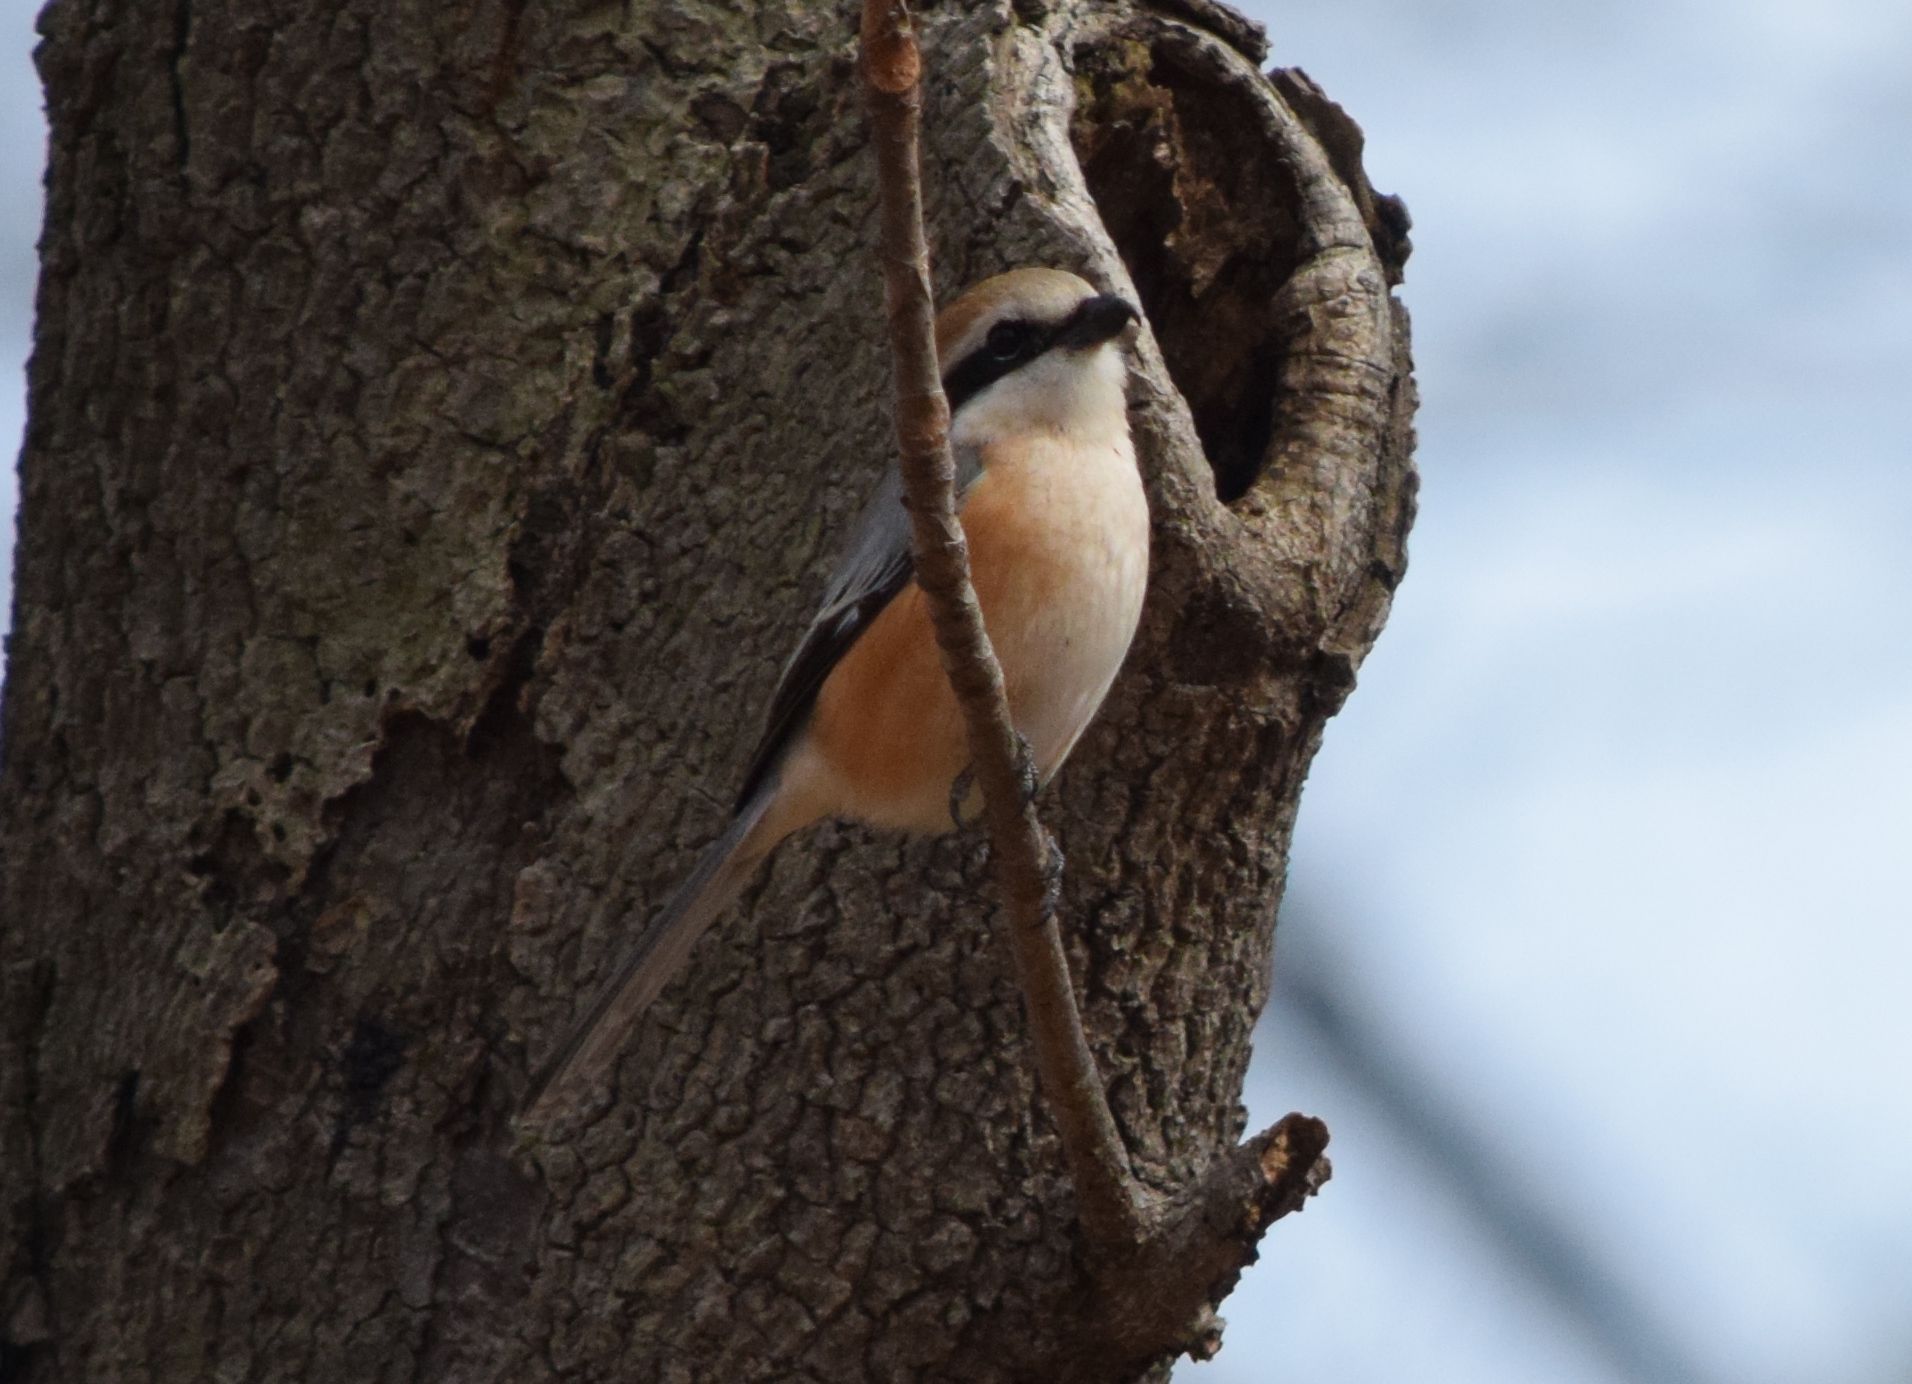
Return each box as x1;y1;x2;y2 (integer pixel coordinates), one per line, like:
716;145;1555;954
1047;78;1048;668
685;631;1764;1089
1012;732;1042;809
1038;830;1065;921
949;764;980;831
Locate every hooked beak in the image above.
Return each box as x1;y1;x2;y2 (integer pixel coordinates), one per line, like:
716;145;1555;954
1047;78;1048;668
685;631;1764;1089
1053;293;1140;351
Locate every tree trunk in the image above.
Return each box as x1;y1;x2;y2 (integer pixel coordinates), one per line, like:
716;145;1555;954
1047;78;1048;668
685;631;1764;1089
0;0;1413;1379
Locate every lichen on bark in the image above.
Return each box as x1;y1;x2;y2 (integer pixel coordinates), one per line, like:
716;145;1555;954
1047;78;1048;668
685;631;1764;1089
0;0;1414;1379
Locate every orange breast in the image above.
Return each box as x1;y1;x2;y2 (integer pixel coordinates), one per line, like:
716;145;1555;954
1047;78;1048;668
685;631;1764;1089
801;439;1147;833
805;580;966;828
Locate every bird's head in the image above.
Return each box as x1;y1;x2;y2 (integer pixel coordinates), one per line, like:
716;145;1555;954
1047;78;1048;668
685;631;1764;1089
935;268;1139;447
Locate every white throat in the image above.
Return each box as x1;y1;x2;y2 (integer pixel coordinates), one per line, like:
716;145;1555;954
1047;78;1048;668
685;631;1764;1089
950;343;1129;450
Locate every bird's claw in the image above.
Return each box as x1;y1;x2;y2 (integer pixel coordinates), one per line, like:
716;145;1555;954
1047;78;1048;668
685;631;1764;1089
1038;831;1064;921
949;764;980;831
1013;732;1041;808
950;735;1040;829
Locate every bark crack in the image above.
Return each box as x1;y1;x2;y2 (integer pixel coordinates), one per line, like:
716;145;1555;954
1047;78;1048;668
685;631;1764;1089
168;0;192;180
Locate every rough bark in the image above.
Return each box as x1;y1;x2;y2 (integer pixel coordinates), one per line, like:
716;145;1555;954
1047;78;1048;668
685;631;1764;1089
0;0;1414;1380
861;0;1150;1257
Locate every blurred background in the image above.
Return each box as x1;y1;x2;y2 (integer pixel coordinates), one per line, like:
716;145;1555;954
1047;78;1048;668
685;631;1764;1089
3;1;1907;1380
1210;1;1912;1380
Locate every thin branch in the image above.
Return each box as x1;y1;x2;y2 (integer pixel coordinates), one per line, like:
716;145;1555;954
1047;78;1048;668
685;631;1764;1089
858;0;1143;1250
857;6;1338;1369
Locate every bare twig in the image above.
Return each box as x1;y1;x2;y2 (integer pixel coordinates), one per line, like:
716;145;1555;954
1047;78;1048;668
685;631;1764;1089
858;0;1144;1250
857;5;1339;1367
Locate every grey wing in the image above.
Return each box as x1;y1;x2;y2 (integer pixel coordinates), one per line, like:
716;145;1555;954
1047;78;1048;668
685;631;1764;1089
732;449;982;810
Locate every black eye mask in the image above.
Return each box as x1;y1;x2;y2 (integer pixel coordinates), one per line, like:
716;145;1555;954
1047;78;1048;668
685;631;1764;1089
942;317;1045;415
940;294;1137;415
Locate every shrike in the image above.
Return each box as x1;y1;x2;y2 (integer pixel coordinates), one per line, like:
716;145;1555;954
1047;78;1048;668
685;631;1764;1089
525;267;1147;1117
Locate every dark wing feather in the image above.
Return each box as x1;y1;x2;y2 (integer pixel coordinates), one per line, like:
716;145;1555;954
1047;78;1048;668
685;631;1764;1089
733;449;982;809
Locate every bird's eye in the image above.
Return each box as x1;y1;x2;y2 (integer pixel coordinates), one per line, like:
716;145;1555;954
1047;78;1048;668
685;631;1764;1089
985;321;1030;360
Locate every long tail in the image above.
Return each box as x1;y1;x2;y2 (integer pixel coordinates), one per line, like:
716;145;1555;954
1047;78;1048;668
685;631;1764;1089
521;790;776;1120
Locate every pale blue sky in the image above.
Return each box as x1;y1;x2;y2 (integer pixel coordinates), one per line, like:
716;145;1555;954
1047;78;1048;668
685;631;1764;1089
0;20;32;629
5;3;1909;1381
1207;1;1912;1381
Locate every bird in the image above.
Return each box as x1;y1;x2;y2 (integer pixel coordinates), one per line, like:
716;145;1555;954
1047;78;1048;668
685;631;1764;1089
523;267;1148;1118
